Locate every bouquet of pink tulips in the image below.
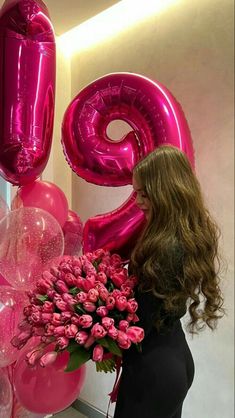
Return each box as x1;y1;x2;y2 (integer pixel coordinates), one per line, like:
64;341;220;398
11;249;144;373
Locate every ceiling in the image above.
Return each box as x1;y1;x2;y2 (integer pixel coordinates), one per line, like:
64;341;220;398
0;0;121;35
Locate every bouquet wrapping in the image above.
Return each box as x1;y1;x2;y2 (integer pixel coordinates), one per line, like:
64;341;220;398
12;249;144;373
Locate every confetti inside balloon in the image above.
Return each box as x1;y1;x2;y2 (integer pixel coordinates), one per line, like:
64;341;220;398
0;207;64;290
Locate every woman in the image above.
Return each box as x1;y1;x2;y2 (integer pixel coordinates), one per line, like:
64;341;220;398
114;146;224;418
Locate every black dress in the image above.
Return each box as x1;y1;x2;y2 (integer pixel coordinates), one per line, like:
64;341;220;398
114;289;195;418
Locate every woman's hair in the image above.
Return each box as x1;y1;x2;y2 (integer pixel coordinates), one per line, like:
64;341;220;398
131;145;224;334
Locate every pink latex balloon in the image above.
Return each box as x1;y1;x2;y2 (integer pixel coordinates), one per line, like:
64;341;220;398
0;0;56;186
0;368;13;418
0;207;64;290
0;272;10;286
0;286;27;367
62;73;194;259
12;180;69;227
14;340;86;414
63;209;83;256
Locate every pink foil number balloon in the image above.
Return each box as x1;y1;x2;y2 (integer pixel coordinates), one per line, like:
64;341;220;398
0;0;56;186
62;73;194;259
14;340;86;414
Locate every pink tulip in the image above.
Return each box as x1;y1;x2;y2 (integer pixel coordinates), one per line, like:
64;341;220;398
65;324;78;338
54;326;65;337
57;336;69;349
97;272;107;284
61;311;72;322
117;330;131;349
55;300;68;312
62;293;76;305
101;317;114;330
78;314;93;328
96;306;108;317
106;296;115;310
41;313;53;323
45;324;55;336
55;280;69;294
91;324;107;339
42;301;54;313
11;330;32;349
98;287;109;301
126;298;138;313
42;271;56;282
83;301;96;312
64;272;77;287
87;289;99;302
39;351;58;367
76;292;87;303
52;313;62;326
119;320;129;332
110;269;127;288
107;325;118;340
120;284;133;298
75;330;89;345
26;347;44;366
115;295;127;311
92;345;104;362
126;326;144;343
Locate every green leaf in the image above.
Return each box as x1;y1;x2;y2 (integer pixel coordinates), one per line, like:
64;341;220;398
65;346;91;372
75;304;86;314
69;287;79;295
37;295;49;303
67;340;80;353
99;337;122;357
95;358;116;373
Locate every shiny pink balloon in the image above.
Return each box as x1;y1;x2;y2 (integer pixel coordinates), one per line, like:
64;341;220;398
0;368;13;418
62;73;194;259
0;207;64;290
0;0;56;186
0;286;27;367
12;180;69;227
63;209;83;256
14;340;86;414
0;272;10;286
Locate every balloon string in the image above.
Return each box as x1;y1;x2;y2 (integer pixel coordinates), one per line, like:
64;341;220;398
106;356;122;418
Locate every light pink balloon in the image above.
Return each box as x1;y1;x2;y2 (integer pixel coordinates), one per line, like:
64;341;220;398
62;73;194;259
0;368;13;418
0;207;64;290
14;340;86;414
63;209;83;256
12;180;69;228
0;0;56;186
0;286;27;367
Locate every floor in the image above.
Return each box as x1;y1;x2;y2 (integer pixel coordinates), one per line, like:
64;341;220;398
53;407;87;418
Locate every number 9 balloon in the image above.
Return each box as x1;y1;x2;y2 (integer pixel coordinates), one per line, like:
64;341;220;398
62;73;194;259
0;0;56;186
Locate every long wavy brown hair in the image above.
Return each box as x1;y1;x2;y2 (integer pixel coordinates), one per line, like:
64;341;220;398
131;145;224;334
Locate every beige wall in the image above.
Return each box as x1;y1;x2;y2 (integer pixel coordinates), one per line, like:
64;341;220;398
52;0;234;416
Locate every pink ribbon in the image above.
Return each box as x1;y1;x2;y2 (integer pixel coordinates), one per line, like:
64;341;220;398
106;356;122;418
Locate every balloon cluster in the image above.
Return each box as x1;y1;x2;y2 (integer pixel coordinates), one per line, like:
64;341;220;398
0;0;195;416
0;1;83;416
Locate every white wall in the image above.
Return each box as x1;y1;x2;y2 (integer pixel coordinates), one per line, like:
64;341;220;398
55;0;234;417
